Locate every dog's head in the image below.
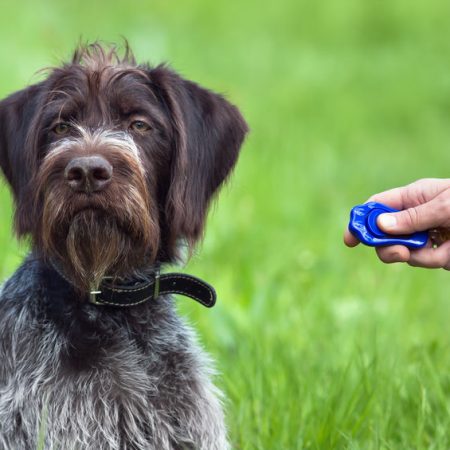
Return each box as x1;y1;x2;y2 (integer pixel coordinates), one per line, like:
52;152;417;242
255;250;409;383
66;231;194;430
0;44;248;290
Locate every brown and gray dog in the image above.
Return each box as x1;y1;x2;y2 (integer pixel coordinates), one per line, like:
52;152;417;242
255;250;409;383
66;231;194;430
0;43;247;449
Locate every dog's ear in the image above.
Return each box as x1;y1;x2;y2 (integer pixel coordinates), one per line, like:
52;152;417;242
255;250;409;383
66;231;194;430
0;83;44;197
0;83;45;235
149;66;248;252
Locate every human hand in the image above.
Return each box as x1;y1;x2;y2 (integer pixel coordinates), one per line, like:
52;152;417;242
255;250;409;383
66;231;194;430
344;178;450;270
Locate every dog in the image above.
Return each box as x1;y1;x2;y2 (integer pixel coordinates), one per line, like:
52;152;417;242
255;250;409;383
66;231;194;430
0;43;247;450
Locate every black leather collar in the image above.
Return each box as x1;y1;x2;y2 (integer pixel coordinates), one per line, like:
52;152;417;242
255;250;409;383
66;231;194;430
91;268;216;308
50;261;216;308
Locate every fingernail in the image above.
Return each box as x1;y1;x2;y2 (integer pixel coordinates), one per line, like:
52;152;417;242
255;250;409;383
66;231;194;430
378;213;397;230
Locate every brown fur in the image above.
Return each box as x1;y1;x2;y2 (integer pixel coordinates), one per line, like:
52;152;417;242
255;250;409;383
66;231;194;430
34;133;158;291
1;42;248;291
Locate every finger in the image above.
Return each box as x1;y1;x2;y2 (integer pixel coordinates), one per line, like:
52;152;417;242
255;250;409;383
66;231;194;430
368;187;408;210
408;241;450;269
376;245;410;263
369;179;450;209
344;229;360;247
377;192;449;234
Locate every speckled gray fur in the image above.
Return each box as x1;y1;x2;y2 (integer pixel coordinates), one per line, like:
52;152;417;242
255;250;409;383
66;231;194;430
0;257;229;450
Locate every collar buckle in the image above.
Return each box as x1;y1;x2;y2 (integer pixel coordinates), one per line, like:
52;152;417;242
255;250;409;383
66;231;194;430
89;289;102;305
89;276;113;305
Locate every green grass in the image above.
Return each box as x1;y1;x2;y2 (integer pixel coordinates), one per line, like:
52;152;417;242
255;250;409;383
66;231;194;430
1;0;450;448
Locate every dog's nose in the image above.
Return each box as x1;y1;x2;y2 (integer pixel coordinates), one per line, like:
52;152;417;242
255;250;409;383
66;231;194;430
64;156;113;192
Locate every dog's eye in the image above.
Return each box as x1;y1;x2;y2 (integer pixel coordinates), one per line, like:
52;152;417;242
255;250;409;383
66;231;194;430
53;122;71;135
130;120;151;132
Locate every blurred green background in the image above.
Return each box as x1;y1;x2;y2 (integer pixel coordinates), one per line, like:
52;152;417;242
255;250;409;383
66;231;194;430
1;1;450;448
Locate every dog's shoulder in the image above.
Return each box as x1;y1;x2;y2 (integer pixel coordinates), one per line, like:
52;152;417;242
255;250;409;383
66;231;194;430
0;255;42;312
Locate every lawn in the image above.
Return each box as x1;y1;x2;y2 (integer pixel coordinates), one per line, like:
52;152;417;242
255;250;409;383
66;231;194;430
1;0;450;448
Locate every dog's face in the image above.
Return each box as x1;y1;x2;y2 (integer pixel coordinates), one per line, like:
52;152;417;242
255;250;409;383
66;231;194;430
0;44;248;291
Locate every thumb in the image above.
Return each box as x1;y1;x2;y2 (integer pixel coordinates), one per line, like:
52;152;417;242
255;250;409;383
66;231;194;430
377;202;440;235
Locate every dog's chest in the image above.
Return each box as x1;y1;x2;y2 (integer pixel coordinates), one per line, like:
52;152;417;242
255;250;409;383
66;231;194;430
0;293;203;449
0;260;228;449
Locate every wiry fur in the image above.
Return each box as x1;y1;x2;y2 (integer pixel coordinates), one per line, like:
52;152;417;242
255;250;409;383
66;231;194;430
0;43;248;449
0;258;227;450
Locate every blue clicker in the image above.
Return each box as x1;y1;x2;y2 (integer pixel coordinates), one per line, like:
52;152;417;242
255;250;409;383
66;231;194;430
348;202;428;248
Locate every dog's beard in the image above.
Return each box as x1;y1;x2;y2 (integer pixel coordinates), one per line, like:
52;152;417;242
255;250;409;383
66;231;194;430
39;193;159;293
64;210;150;291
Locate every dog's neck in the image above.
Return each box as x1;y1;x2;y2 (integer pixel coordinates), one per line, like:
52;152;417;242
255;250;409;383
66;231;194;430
49;255;157;288
46;255;216;309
